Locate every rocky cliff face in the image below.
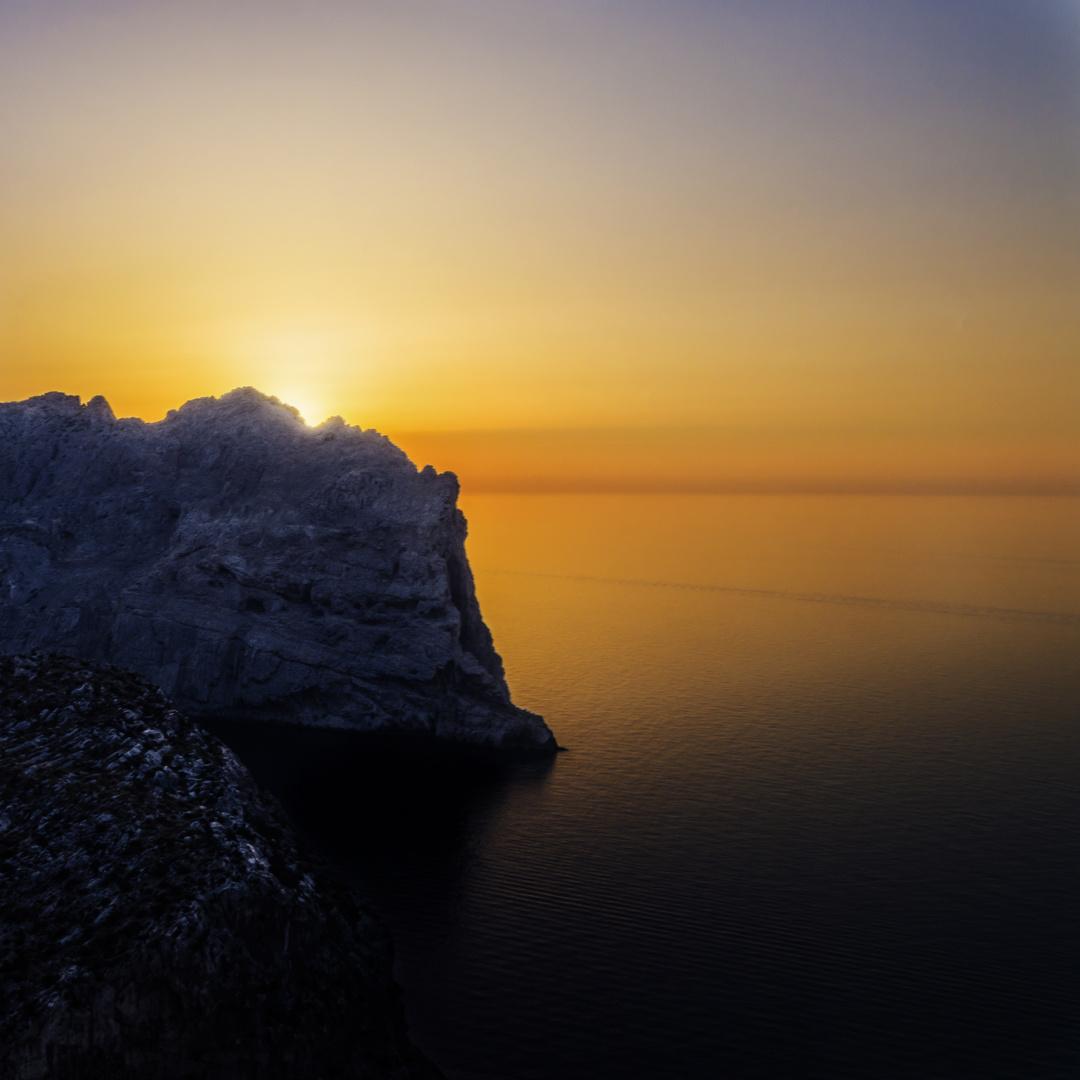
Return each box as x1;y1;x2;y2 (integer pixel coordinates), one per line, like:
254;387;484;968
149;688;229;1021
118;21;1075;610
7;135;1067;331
0;652;442;1079
0;389;553;753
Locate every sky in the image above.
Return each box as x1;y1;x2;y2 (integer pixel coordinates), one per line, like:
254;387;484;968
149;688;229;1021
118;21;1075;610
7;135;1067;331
0;0;1077;491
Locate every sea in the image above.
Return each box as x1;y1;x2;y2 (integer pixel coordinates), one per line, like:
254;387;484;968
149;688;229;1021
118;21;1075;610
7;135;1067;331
212;494;1080;1080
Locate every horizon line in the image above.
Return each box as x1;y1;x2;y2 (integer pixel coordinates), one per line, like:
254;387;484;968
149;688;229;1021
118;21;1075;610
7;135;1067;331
456;482;1080;497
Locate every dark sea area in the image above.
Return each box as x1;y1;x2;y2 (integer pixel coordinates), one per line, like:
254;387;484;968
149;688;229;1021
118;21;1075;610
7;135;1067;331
210;494;1080;1080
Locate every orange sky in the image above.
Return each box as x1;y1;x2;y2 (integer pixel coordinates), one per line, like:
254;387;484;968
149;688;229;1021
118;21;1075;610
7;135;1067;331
0;1;1077;492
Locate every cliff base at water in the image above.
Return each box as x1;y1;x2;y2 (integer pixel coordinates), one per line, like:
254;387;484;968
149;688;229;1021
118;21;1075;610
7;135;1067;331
0;389;554;755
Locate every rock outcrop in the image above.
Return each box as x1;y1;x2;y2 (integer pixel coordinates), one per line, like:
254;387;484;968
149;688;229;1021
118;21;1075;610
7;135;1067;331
0;651;442;1079
0;389;553;753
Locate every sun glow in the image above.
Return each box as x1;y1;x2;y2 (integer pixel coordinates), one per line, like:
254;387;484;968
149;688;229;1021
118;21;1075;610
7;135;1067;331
233;327;356;427
266;390;326;427
0;1;1075;491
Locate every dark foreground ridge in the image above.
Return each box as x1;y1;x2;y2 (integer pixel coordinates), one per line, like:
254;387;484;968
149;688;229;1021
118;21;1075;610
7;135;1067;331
0;389;554;754
0;652;443;1080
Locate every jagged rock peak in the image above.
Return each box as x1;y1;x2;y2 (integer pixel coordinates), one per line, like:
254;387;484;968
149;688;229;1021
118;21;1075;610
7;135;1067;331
0;652;443;1079
164;387;321;433
0;388;555;754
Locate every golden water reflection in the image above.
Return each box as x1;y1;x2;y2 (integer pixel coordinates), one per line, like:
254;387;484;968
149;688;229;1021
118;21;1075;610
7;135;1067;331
461;494;1080;749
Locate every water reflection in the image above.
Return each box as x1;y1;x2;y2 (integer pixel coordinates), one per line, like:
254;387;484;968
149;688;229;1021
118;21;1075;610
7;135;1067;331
209;496;1080;1079
204;719;556;1047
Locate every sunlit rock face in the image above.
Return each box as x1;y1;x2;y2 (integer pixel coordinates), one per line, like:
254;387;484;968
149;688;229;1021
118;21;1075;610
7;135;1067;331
0;389;554;753
0;652;442;1079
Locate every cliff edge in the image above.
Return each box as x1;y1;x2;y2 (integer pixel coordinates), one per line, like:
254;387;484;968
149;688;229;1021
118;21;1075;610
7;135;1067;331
0;389;554;754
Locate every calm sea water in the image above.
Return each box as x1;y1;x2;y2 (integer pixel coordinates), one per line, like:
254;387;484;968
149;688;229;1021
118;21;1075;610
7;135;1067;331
213;495;1080;1080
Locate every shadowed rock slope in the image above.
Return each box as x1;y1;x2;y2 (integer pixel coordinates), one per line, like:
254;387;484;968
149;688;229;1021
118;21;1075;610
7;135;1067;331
0;389;553;753
0;652;443;1080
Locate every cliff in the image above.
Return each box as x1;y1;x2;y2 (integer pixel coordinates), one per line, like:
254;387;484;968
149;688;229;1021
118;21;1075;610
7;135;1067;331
0;389;554;753
0;651;442;1079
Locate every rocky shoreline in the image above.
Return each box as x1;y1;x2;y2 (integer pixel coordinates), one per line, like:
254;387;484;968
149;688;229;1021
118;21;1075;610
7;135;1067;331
0;652;443;1080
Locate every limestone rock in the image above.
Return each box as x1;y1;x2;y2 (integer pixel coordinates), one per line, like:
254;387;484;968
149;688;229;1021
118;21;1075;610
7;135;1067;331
0;651;443;1079
0;389;554;753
